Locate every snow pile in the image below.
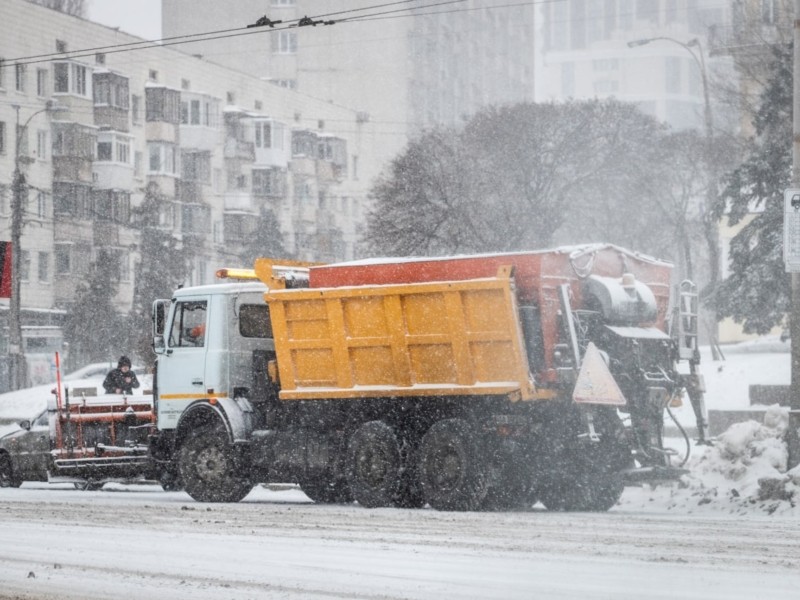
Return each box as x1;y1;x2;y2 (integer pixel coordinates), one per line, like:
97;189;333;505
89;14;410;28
621;405;800;516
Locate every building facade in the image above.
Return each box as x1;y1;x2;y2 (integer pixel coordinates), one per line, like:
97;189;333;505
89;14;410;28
0;0;383;386
162;0;537;138
539;0;733;132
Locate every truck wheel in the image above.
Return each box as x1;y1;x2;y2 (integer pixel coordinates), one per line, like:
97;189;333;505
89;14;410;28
179;428;253;503
299;477;352;504
346;421;402;508
418;419;487;511
536;409;628;512
0;454;22;488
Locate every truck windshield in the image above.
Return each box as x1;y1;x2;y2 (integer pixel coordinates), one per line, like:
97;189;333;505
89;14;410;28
169;301;208;347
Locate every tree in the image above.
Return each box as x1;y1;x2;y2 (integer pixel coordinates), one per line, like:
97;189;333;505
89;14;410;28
239;208;290;266
709;43;792;334
62;250;128;368
26;0;86;17
128;183;196;364
365;100;684;261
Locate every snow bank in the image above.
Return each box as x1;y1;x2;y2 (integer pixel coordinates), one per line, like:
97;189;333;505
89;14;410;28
621;405;799;516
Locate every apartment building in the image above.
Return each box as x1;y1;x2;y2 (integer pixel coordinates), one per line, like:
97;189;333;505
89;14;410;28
0;0;382;386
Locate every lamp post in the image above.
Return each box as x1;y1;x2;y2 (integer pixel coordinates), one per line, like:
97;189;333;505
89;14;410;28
628;36;722;358
8;100;62;391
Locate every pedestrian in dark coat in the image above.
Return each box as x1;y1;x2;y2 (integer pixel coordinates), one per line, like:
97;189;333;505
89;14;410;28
103;356;140;394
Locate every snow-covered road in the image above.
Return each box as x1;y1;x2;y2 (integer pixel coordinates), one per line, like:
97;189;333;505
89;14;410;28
1;484;798;600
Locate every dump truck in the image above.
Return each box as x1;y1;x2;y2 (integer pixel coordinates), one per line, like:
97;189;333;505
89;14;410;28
149;244;706;511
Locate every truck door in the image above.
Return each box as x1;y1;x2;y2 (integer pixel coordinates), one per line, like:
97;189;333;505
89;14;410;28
156;297;209;430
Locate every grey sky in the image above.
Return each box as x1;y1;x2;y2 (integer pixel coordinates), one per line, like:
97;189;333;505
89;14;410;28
88;0;162;40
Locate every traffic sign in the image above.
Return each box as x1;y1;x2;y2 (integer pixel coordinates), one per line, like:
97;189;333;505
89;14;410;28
784;189;800;272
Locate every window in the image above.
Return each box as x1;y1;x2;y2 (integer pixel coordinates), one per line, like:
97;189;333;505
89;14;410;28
255;121;272;148
55;244;71;274
181;99;203;125
15;63;26;93
273;31;297;54
182;151;211;182
131;94;141;124
239;305;273;338
92;190;131;223
181;78;190;90
149;69;158;82
148;142;178;174
56;39;67;53
97;141;113;161
54;182;92;218
117;139;130;163
146;87;180;123
169;301;208;348
98;133;132;164
0;58;5;88
53;62;90;97
181;203;210;235
21;250;30;282
213;221;223;244
38;252;49;282
252;168;285;196
36;69;48;97
95;52;106;65
36;191;46;219
93;72;129;108
0;122;5;155
134;151;143;177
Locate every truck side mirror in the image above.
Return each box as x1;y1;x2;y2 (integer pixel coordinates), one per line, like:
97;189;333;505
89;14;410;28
18;420;31;431
153;335;166;355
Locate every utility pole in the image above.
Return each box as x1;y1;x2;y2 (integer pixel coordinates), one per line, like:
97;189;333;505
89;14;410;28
7;101;62;391
787;0;800;468
9;105;27;391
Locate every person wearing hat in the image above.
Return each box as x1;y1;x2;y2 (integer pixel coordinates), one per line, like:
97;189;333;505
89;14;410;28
102;356;140;395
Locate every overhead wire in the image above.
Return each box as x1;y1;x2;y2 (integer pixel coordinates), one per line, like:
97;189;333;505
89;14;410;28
2;0;461;68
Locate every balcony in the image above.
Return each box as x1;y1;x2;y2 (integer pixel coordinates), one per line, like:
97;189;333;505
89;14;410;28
93;162;134;190
224;190;255;213
224;139;255;161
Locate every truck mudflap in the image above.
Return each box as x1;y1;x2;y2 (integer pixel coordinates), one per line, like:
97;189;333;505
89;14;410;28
621;465;689;485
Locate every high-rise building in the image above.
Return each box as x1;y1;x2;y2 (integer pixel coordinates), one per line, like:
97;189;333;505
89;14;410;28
162;0;537;140
539;0;733;132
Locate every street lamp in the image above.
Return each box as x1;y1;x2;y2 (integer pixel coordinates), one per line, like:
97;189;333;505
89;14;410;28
627;36;722;357
8;100;64;390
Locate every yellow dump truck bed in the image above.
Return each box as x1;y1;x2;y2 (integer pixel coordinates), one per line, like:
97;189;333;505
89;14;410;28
264;267;537;401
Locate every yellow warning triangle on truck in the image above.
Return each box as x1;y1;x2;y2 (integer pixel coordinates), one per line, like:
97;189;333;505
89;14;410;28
572;342;627;406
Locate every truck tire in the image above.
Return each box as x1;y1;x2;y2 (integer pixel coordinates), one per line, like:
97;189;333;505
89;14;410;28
299;477;352;504
536;408;628;512
418;419;487;511
346;420;402;508
0;454;22;488
179;428;253;503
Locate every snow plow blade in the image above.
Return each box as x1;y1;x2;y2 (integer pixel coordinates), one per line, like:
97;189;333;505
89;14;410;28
622;466;689;485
